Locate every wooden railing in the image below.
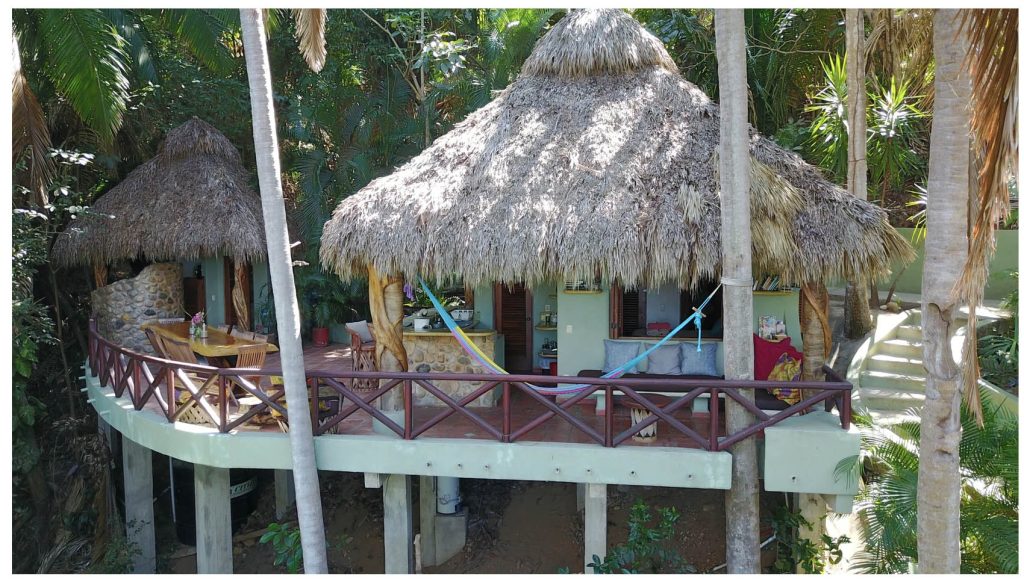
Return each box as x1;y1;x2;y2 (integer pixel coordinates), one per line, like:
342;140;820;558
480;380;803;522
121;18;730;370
88;321;852;451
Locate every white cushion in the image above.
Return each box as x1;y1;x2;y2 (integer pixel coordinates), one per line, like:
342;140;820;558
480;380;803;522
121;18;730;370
603;340;642;373
346;321;374;343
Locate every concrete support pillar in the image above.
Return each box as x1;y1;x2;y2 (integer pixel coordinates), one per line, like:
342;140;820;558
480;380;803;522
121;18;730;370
418;475;438;568
121;437;155;573
274;469;296;520
576;483;586;513
795;493;829;574
383;474;413;574
194;464;232;574
584;483;607;574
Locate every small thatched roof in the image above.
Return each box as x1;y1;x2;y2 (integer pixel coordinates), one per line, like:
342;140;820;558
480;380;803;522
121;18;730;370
53;118;266;267
321;9;913;289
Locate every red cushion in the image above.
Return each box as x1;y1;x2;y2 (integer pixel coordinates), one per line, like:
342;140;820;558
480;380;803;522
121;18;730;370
753;334;802;381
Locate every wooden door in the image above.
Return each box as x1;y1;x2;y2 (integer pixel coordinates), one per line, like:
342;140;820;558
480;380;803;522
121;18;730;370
495;283;533;374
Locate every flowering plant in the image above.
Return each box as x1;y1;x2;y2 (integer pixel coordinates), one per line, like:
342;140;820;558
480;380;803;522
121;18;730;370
190;311;206;337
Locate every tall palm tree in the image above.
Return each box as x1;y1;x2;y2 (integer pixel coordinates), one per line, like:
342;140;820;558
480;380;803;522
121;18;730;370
715;8;760;574
844;8;873;338
239;9;328;573
916;9;970;573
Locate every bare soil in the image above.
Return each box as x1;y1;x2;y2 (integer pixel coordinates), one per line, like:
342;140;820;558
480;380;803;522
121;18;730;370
158;470;785;574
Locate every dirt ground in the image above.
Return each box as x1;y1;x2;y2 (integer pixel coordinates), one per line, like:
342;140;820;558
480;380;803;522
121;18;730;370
158;470;785;574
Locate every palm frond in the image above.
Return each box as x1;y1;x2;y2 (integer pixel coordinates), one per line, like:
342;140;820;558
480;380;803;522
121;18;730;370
292;9;327;73
12;35;54;206
37;9;130;144
157;9;236;74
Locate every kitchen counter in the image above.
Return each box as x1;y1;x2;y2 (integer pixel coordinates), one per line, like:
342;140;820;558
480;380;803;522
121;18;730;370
404;328;497;337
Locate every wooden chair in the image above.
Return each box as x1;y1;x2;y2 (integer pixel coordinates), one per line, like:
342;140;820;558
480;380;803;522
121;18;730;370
252;333;269;343
235;344;269;389
346;322;378;390
144;328;168;358
156;317;185;325
161;335;221;425
231;328;256;341
213;324;233;334
161;335;199;364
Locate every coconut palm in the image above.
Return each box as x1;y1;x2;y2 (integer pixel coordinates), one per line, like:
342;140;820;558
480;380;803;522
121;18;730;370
715;8;760;574
843;390;1018;573
239;9;328;573
844;8;872;339
916;9;971;573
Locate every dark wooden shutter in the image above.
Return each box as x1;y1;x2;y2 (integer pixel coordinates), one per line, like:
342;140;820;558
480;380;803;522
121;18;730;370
495;283;533;373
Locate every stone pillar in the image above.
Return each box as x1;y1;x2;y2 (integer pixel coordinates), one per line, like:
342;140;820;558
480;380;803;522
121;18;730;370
274;469;296;520
383;474;413;574
419;475;438;567
584;483;607;574
194;464;232;574
121;437;155;573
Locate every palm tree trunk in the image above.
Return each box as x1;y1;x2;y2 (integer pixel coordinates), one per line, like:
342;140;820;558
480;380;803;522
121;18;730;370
367;265;409;413
715;9;760;573
844;8;873;339
239;9;328;573
916;9;969;573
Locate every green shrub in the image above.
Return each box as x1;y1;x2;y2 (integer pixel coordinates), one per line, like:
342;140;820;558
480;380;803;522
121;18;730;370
588;499;695;574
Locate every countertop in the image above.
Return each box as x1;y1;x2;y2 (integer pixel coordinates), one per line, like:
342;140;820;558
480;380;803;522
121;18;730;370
403;328;497;337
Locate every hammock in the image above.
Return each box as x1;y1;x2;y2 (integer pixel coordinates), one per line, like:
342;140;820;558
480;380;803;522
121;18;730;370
418;277;721;395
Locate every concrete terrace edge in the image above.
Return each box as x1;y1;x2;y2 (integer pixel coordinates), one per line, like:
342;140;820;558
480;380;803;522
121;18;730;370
86;370;733;489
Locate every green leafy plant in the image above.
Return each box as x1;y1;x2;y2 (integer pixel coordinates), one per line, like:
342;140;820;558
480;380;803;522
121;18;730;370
588;499;696;574
768;503;849;573
260;522;304;573
836;390;1018;573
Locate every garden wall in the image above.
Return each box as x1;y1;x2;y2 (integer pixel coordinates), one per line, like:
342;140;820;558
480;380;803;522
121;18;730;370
92;263;184;354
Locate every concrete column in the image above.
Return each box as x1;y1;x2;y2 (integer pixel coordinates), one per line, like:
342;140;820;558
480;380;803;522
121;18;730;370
795;493;829;574
584;483;607;574
121;437;155;573
194;464;232;574
383;474;414;574
274;469;296;520
418;475;437;568
576;483;586;513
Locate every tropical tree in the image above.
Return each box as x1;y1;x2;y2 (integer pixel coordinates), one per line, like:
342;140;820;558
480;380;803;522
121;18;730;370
844;8;873;338
844;390;1018;573
915;9;970;573
239;8;328;573
715;8;760;574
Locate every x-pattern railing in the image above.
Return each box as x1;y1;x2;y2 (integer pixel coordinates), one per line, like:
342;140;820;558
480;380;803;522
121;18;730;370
88;321;853;449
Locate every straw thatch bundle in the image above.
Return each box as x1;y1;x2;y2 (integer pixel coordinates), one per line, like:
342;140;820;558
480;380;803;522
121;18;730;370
320;9;914;289
52;118;266;266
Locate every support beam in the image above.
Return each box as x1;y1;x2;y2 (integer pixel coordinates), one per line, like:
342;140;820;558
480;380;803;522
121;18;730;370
383;474;414;574
576;483;586;513
121;437;155;573
194;464;232;574
419;475;437;568
274;469;296;520
584;483;607;574
795;493;829;574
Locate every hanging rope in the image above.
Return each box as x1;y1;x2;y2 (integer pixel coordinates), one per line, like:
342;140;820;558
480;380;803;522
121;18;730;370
417;278;721;395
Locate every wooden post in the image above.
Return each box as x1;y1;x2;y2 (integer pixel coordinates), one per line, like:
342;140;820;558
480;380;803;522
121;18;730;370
232;261;251;331
368;265;408;413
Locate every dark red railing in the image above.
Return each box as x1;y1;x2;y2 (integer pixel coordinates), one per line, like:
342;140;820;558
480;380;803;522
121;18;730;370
87;321;852;451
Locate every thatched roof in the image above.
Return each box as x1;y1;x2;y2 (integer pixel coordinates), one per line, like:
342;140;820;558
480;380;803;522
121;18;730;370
320;9;914;289
53;118;266;267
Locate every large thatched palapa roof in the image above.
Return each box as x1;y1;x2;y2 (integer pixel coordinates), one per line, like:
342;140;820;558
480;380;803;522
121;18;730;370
53;118;266;267
321;9;913;289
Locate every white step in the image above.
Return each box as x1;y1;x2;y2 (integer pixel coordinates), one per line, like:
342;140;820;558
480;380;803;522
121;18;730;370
897;325;923;340
876;338;924;358
866;354;926;377
854;386;927;411
859;369;926;392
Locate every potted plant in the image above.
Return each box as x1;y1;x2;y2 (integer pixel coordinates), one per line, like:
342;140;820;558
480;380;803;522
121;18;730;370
311;300;331;347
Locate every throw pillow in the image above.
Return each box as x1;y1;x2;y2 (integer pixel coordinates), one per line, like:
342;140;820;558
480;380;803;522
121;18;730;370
603;340;642;373
346;320;374;343
753;334;800;380
645;343;681;375
767;352;802;405
679;342;719;376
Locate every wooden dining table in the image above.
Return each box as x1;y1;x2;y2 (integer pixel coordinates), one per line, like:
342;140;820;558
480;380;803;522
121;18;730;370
141;321;278;360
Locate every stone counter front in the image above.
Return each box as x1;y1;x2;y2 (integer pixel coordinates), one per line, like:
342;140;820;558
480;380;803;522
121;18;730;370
404;330;498;407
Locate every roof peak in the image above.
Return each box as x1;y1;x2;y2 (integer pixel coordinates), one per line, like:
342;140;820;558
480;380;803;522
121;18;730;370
520;9;679;79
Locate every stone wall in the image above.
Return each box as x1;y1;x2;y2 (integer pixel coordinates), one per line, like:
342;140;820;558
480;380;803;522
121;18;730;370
92;263;184;354
404;332;498;407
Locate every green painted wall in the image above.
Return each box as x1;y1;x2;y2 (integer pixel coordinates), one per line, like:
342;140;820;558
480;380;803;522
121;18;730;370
557;283;611;377
752;290;802;349
874;228;1018;300
200;255;226;326
472;283;495;329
